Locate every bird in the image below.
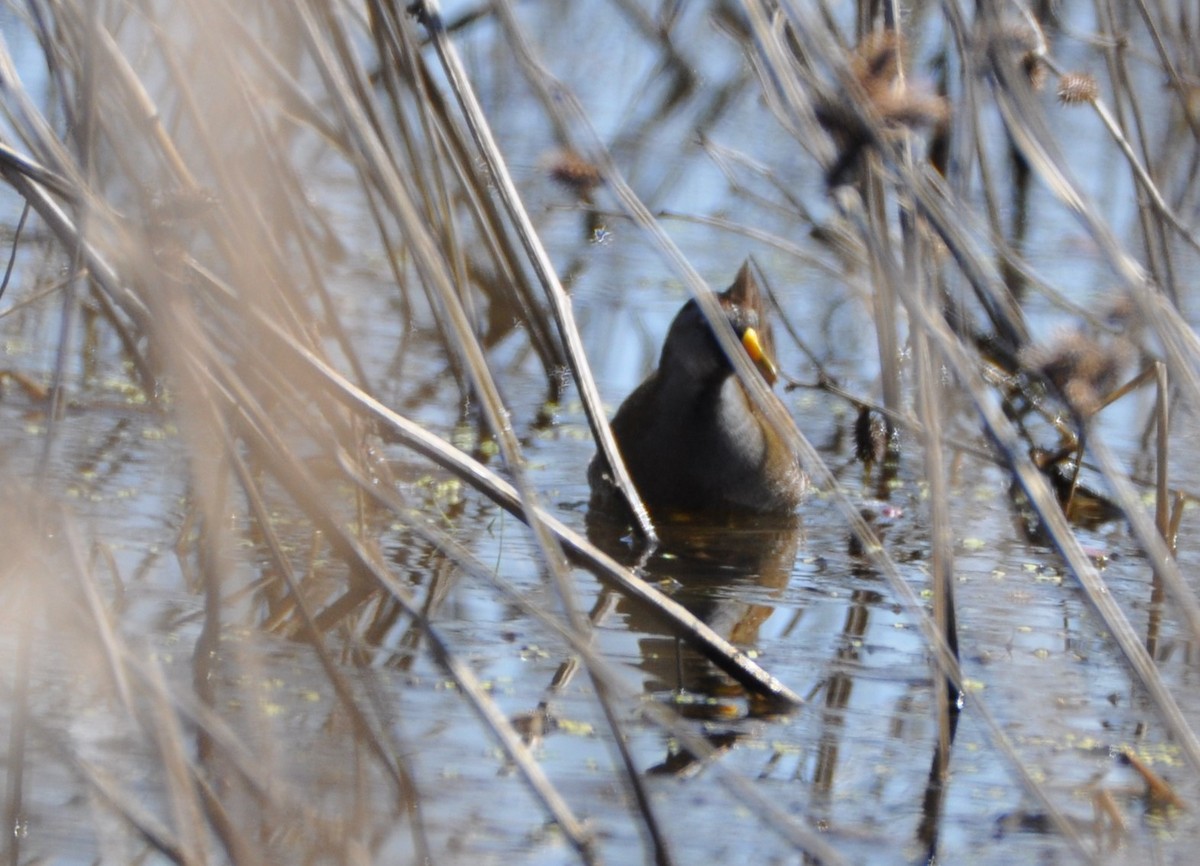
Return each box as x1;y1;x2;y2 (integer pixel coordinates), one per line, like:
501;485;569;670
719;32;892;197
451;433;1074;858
588;262;805;520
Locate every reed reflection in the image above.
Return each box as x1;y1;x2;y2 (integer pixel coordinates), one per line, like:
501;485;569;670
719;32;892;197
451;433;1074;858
589;512;801;714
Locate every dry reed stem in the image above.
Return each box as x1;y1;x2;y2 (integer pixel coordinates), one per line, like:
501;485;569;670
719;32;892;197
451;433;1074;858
0;1;605;857
295;11;656;856
425;0;658;543
753;3;1200;855
6;0;1200;862
190;252;803;703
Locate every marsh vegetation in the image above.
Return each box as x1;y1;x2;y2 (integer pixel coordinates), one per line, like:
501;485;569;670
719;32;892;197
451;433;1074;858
1;1;1200;863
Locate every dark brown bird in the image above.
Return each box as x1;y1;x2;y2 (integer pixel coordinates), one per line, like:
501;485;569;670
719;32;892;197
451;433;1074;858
588;262;805;519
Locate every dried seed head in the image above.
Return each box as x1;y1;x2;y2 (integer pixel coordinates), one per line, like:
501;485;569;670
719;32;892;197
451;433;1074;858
852;31;903;95
546;150;602;198
854;406;889;465
818;31;950;185
875;91;950;130
1020;329;1132;418
1022;52;1048;90
850;32;949;132
1104;295;1138;329
1057;72;1099;105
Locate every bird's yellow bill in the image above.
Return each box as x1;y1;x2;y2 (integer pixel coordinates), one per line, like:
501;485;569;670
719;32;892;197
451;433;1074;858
741;327;778;385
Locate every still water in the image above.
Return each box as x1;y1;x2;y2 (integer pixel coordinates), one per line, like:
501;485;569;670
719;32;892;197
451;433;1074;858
0;1;1198;864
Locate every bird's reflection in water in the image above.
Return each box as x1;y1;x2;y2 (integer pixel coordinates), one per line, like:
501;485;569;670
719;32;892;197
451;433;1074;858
580;493;964;857
588;510;801;706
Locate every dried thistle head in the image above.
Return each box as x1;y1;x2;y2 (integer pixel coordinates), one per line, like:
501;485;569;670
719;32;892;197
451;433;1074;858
851;31;903;94
1020;329;1132;418
1057;72;1099;105
1021;50;1048;91
854;405;889;466
817;31;949;184
1104;295;1139;330
853;32;949;132
546;150;602;200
